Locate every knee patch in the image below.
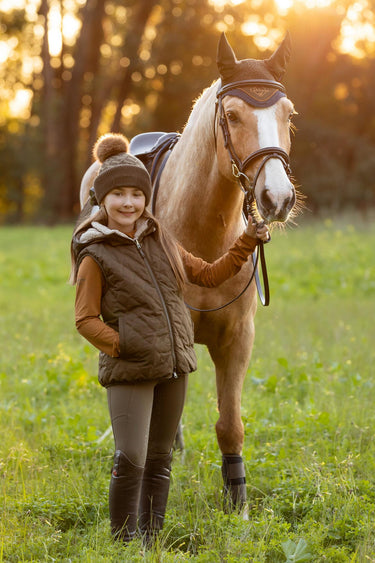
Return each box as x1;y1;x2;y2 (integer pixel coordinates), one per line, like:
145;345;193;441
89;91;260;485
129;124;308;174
112;450;143;477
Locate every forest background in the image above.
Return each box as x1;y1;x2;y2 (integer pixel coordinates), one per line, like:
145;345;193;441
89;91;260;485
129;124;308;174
1;0;375;224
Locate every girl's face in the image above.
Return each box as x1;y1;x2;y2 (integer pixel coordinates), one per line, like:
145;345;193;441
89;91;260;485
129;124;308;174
103;187;146;234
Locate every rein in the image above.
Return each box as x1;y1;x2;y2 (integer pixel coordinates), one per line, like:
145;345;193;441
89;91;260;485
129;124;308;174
185;244;261;312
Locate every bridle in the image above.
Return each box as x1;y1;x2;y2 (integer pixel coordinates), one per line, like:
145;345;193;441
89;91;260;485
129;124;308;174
215;78;292;218
186;78;293;312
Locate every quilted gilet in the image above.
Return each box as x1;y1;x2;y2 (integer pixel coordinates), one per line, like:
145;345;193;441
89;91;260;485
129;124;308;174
76;225;197;386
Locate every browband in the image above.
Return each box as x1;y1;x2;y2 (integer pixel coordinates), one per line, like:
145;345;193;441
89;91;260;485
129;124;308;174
216;78;287;108
220;88;286;108
217;79;286;96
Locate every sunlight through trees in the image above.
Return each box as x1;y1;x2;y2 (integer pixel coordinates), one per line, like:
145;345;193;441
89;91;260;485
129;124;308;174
0;0;375;221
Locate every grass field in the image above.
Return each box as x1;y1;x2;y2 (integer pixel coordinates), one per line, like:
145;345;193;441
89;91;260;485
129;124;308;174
1;214;375;562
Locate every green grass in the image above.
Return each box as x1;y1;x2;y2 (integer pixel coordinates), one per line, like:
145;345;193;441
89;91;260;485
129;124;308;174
1;215;375;562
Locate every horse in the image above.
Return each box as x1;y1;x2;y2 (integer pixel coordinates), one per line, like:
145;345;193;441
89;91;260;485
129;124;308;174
80;32;298;511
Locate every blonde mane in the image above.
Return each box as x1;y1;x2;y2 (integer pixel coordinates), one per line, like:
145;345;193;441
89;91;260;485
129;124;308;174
158;81;219;200
181;81;218;149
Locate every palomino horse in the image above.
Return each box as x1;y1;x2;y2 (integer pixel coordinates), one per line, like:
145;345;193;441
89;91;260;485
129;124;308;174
80;33;297;510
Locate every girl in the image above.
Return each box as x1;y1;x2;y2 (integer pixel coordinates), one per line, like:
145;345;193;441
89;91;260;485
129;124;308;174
70;133;269;545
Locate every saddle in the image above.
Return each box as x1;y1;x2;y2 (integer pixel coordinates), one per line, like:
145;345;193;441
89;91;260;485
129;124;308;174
129;132;180;175
129;131;180;213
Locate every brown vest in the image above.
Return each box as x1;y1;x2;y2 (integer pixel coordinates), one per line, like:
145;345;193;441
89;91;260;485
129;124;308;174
76;225;197;386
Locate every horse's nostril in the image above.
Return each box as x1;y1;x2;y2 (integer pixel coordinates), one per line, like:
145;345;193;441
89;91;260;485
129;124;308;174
261;188;276;211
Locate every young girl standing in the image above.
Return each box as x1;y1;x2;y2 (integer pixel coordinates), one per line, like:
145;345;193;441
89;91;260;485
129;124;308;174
70;133;270;545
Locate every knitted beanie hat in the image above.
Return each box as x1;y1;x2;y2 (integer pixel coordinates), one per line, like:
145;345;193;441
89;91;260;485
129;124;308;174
93;133;152;205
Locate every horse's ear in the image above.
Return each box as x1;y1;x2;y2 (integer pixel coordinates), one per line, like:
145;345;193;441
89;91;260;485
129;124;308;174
217;32;238;80
264;32;291;81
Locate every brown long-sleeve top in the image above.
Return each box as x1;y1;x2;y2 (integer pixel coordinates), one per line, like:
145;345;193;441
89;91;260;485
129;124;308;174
75;231;257;358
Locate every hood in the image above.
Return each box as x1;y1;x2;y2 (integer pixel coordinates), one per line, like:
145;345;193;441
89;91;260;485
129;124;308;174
74;216;156;254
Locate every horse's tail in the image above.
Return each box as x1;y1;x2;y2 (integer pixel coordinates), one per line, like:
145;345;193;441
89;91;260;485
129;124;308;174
79;160;101;209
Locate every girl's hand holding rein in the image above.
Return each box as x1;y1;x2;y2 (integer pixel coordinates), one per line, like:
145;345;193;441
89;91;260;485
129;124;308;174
245;218;270;243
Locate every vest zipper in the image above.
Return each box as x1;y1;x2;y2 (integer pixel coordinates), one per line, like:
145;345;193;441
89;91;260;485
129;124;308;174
134;238;178;379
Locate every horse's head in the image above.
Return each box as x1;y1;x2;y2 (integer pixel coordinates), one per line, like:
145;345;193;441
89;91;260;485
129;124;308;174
216;33;296;223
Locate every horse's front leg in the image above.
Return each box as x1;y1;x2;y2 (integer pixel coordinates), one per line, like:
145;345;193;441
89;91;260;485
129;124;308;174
207;315;255;511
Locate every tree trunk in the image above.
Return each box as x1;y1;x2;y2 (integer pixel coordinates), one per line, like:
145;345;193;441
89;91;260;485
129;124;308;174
39;0;158;220
111;0;158;132
39;0;62;221
58;0;106;219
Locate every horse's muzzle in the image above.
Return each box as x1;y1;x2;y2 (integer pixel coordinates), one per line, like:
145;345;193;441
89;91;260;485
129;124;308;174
258;184;296;223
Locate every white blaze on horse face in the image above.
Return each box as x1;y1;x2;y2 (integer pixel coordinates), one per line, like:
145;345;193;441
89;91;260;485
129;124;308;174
253;103;294;221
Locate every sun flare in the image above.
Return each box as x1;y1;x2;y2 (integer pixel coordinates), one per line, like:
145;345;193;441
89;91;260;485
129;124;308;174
273;0;333;15
1;0;375;121
236;0;375;58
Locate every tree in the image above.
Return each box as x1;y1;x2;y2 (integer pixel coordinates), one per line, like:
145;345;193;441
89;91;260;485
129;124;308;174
1;0;375;222
34;0;160;221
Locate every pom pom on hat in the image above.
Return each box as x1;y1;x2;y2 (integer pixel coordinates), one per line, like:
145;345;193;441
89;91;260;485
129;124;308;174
93;133;129;163
92;133;152;205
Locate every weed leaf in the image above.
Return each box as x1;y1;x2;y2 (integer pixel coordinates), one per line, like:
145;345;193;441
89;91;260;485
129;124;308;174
282;538;313;562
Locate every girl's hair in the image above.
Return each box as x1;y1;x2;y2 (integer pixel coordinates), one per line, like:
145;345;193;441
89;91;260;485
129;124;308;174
69;201;106;285
151;211;187;290
69;204;186;289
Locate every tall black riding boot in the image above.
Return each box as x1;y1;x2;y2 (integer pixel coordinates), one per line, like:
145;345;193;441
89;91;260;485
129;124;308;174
109;450;144;542
221;454;247;511
138;451;173;546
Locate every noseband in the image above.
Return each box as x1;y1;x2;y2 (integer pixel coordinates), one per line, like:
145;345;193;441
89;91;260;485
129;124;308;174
216;79;292;217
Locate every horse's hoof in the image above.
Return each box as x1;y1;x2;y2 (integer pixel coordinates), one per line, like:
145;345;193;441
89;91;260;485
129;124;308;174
241;503;249;520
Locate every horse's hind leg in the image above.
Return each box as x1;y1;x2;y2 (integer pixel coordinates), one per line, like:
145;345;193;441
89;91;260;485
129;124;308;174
174;422;184;451
207;321;254;510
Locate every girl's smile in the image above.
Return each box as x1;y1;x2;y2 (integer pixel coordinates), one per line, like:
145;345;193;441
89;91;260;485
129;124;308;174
103;187;146;234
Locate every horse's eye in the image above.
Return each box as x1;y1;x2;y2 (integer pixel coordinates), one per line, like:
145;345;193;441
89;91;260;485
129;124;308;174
226;111;238;123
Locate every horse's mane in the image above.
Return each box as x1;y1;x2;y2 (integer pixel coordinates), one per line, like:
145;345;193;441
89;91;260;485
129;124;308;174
181;80;218;148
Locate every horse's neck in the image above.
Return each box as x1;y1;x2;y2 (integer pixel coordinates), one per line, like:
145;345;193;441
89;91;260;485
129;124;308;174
165;86;217;190
158;85;244;258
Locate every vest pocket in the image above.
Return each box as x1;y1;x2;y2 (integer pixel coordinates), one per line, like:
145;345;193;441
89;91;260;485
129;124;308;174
118;313;170;364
